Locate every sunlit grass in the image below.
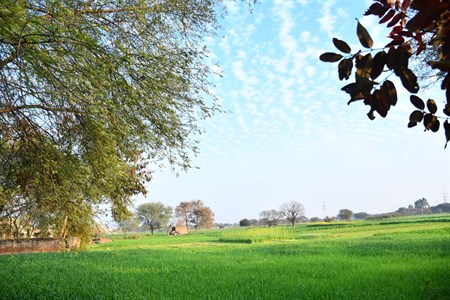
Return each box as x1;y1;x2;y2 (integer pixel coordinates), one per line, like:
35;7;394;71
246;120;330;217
0;214;449;299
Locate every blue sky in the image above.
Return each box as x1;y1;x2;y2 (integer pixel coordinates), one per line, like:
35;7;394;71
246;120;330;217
135;0;449;223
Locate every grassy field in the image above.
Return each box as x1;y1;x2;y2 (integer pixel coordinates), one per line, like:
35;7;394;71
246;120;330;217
0;215;449;299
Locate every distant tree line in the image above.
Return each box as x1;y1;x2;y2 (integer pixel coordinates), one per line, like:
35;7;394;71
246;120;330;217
357;199;450;221
238;201;306;228
117;199;214;237
0;199;215;241
238;198;450;226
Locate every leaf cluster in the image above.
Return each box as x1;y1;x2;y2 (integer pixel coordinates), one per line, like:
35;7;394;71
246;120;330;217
320;0;450;147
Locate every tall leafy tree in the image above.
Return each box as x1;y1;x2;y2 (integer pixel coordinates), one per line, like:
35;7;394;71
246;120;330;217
175;201;194;229
175;199;214;230
320;0;450;146
191;202;214;230
337;209;353;221
414;198;429;209
136;202;172;235
414;197;430;215
279;201;305;228
0;0;230;237
239;218;251;227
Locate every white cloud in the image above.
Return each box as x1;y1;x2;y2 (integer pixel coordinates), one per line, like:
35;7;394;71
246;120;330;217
274;0;298;55
305;65;316;77
337;7;349;18
236;50;247;59
231;61;245;80
282;90;294;108
237;115;249;135
317;0;337;38
241;86;258;101
300;31;312;43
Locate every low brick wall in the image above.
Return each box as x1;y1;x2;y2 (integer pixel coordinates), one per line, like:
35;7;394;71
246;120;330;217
0;237;80;255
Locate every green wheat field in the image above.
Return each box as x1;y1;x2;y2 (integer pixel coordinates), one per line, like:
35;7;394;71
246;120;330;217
1;215;449;299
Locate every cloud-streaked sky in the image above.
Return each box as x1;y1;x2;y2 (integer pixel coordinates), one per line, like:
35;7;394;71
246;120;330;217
136;0;449;223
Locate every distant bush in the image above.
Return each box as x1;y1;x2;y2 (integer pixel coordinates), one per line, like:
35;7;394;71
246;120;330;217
367;213;400;220
324;216;336;222
353;212;369;220
239;219;251;227
125;235;140;240
431;203;450;213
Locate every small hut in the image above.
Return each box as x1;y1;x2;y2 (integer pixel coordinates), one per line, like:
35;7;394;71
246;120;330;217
168;225;188;235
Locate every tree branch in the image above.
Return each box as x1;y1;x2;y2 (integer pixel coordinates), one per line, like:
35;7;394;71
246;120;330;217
75;6;141;15
26;3;143;18
0;104;79;115
0;54;17;70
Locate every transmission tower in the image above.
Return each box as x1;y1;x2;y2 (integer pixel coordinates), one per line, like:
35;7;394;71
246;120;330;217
322;200;327;218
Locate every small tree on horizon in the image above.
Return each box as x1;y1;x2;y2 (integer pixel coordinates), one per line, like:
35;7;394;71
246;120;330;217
337;209;354;221
279;201;305;229
249;219;259;226
175;200;214;230
324;216;337;222
259;210;280;227
239;219;251;227
414;198;430;215
136;202;173;235
353;212;369;220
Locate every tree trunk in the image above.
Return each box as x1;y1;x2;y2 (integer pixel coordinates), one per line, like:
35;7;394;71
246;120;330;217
12;217;19;239
59;215;68;238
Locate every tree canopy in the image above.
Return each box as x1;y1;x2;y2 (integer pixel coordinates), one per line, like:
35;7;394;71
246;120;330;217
136;202;172;235
239;218;251;227
414;198;429;209
279;201;305;228
175;200;214;230
320;0;450;147
0;0;226;238
337;209;353;221
259;209;280;227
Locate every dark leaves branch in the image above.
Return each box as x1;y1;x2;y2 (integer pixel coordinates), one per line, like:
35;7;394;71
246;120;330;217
320;0;450;148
